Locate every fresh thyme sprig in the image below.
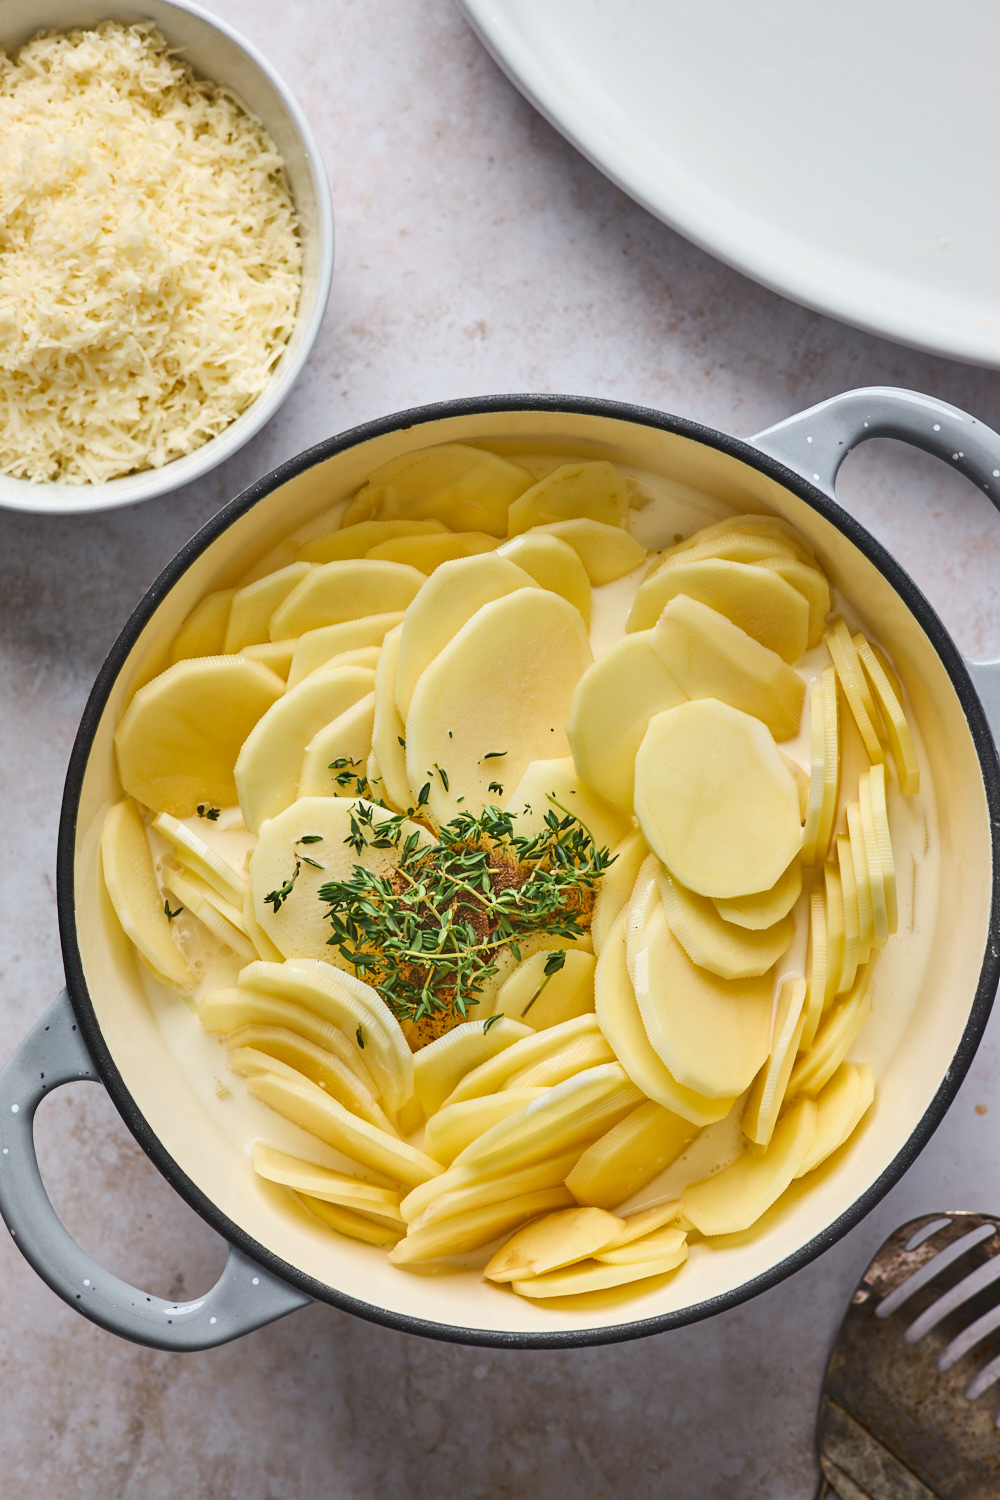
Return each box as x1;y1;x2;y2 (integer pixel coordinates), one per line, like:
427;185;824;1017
317;801;615;1028
196;804;221;821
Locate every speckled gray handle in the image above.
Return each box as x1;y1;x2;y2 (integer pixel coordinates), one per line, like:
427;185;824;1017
751;385;1000;739
0;991;312;1350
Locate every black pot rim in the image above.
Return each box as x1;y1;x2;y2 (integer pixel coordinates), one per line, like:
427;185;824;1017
56;392;1000;1350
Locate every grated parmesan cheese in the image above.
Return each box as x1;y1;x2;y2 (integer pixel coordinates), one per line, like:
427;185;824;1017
0;21;303;485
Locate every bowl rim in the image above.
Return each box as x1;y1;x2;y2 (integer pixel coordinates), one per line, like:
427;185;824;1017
55;392;1000;1348
0;0;335;517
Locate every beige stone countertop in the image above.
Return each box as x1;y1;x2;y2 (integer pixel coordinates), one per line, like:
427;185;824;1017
3;3;1000;1496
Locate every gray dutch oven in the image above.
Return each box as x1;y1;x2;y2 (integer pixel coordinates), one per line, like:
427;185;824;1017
1;385;998;1351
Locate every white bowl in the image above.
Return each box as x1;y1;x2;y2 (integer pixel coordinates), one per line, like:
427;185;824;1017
0;0;334;516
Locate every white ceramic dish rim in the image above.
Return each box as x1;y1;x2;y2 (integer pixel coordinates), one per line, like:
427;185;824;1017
458;0;1000;369
0;0;335;516
8;388;993;1350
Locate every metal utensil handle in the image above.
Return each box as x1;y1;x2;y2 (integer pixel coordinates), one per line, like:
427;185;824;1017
752;384;1000;735
0;991;311;1350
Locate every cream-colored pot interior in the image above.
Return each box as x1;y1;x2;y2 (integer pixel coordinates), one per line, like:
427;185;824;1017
71;408;993;1339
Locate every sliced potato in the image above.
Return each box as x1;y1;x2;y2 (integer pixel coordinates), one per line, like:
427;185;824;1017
405;1153;582;1229
836;835;863;993
369;624;414;812
528;518;646;584
224;563;312;652
855;635;919;795
649;595;805;741
298;693;375;800
161;865;256;960
287;613;403;689
787;961;874;1099
846;802;877;953
504;756;632;854
595;912;733;1126
411;1016;534;1118
252;1143;404;1223
858;779;889;948
423;1089;545;1166
595;1226;687;1265
711;859;801;931
169;588;236;663
634;699;802;899
757;556;831;647
567;631;686;812
565;1099;698;1209
101;798;194;987
591;829;649;955
241;640;296;679
443;1014;603;1106
741;977;807;1147
366;531;499;570
388;1185;574;1264
867;763;898;932
664;514;817;565
242;884;285;963
795;1061;875;1176
395;552;537;718
497;532;592;623
484;1205;624;1282
294;1191;403;1247
682;1097;817;1236
491;948;597;1030
826;619;885;764
295;646;381;682
507;462;628;536
343;444;534;535
236;666;375;833
657;868;794;979
150;811;247;906
823;863;846;1006
801;665;840;866
510;1249;686;1298
296;520;448;565
228;1028;392;1132
628;558;809;662
404;589;593;826
799;889;827;1053
598;1202;684;1248
504;1032;615;1090
269;560;425;641
196;987;376;1093
115;657;285;816
630;902;772;1099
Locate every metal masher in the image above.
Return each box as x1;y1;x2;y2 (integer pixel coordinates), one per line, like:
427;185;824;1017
815;1213;1000;1499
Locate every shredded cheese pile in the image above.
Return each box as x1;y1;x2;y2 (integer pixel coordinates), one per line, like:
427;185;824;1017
0;21;303;485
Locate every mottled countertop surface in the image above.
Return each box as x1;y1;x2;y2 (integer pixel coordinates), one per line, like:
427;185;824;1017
3;4;1000;1497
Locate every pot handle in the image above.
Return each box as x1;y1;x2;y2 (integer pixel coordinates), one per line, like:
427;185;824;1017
751;384;1000;728
0;991;312;1350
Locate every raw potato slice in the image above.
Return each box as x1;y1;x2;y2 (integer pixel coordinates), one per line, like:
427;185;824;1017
235;666;376;833
423;1089;545;1166
801;667;840;866
411;1017;534;1117
366;532;499;570
504;1032;615;1090
681;1097;817;1237
246;1069;440;1187
242;640;296;679
450;1064;642;1175
591;829;649;955
634;699;802;899
102;799;194;987
404;589;593;826
598;1201;684;1248
344;444;534;535
836;836;863;993
295;646;381;682
492;949;597;1030
646;534;802;577
630;902;772;1098
288;613;404;689
565;1100;698;1209
824;864;846;1006
370;624;414;812
847;802;878;951
504;756;632;854
627;558;809;662
757;556;831;648
252;1143;404;1224
405;1153;582;1229
243;884;284;963
867;763;898;932
269;560;425;641
787;962;874;1099
625;853;661;982
150;811;247;906
507;461;628;536
665;514;818;565
858;777;889;947
115;656;285;816
595;1225;687;1265
197;987;376;1094
296;520;449;565
228;1029;392;1132
741;977;808;1147
224;563;312;652
169;588;236;663
484;1205;625;1282
795;1062;875;1176
388;1186;574;1264
596;912;733;1126
443;1015;603;1106
855;635;919;795
656;869;794;979
799;889;828;1053
497;532;592;624
395;553;538;718
529;519;646;585
239;956;414;1114
161;865;256;961
510;1250;687;1298
298;694;375;799
711;860;801;931
567;631;686;812
826;619;885;764
649;595;805;741
295;1192;403;1247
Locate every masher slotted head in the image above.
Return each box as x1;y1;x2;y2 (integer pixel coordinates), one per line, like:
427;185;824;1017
816;1213;1000;1500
